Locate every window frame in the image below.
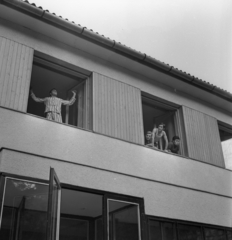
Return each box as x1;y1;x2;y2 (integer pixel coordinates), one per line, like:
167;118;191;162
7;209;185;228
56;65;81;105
142;92;187;157
218;121;232;168
147;216;231;240
0;173;49;239
0;173;145;240
27;51;93;130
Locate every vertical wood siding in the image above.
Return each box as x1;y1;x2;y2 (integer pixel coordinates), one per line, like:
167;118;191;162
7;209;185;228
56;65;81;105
182;106;225;167
92;72;144;145
83;77;92;130
0;37;33;112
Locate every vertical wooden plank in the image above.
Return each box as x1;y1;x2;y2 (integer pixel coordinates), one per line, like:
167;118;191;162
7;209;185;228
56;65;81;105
112;77;117;138
130;86;136;142
14;45;26;110
4;41;18;108
135;88;142;144
124;84;130;142
10;43;22;109
18;45;30;111
0;37;4;101
135;87;144;144
137;88;144;145
1;40;14;106
0;38;8;99
0;38;10;106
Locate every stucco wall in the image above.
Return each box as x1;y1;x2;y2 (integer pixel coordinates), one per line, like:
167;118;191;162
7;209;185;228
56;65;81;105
0;108;232;227
0;18;231;125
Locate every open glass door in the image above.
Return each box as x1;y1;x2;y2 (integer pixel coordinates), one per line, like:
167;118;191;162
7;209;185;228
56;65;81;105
47;168;61;240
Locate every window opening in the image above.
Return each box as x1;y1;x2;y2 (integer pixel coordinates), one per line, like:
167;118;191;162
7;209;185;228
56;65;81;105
204;228;226;240
107;199;141;240
142;95;185;156
178;224;202;240
27;56;91;129
218;123;232;170
0;177;49;240
60;188;103;240
148;220;162;240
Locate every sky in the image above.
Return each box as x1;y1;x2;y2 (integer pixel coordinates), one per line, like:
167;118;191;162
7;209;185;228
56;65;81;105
29;0;232;93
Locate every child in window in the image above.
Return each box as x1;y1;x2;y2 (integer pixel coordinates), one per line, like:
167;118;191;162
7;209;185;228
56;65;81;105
145;131;153;147
152;123;168;151
167;136;180;154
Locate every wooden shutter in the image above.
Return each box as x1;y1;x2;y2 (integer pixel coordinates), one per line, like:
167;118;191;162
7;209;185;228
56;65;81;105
182;106;225;167
92;72;144;145
0;37;33;112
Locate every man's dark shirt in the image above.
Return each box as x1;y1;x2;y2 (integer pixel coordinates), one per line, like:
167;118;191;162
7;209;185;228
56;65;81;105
167;142;180;154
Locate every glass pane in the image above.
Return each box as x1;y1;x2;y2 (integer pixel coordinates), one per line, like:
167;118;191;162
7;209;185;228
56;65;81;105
163;222;176;240
60;189;103;240
50;178;59;240
227;231;232;240
204;228;226;240
0;178;48;240
178;224;202;240
60;218;88;240
149;220;162;240
108;200;140;240
95;218;103;240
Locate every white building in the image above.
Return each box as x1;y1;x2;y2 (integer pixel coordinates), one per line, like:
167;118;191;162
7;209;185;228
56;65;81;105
0;0;232;239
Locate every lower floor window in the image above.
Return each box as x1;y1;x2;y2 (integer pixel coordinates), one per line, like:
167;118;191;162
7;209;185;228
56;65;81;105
108;199;141;240
0;175;143;240
1;175;230;240
0;178;48;240
148;219;230;240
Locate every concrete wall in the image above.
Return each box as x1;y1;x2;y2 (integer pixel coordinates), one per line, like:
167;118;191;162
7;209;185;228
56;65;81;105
0;18;231;125
0;108;232;227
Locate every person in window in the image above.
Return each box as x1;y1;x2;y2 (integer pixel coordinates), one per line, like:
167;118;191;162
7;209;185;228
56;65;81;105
30;88;76;123
152;123;168;151
145;131;153;147
167;136;180;154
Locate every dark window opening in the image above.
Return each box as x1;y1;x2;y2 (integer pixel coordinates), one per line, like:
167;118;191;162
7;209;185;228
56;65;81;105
60;189;103;240
0;174;144;240
178;224;202;240
204;228;226;240
108;199;141;240
142;94;186;156
148;218;228;240
27;56;92;129
219;123;232;170
0;178;49;240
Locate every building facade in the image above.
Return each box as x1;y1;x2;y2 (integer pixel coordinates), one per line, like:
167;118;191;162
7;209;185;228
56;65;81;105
0;0;232;240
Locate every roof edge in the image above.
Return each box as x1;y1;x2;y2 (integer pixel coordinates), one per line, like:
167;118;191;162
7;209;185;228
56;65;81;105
1;0;232;102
